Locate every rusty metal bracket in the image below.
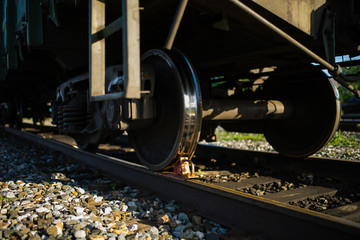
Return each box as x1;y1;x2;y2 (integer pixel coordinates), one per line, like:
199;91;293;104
158;156;196;180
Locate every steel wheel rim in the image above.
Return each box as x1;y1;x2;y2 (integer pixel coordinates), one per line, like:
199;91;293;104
130;49;202;170
263;70;341;158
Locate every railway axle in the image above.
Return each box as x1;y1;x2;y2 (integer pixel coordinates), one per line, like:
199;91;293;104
202;99;293;121
104;98;293;132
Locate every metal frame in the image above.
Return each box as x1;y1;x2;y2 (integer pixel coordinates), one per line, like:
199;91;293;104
228;0;360;98
89;0;140;101
5;0;18;70
164;0;188;50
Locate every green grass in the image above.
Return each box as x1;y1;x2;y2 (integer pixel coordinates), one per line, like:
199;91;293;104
216;128;359;149
216;129;266;141
338;65;360;103
111;183;117;190
328;131;360;148
0;196;14;202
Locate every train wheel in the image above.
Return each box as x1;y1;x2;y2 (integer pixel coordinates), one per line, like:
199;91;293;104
263;70;340;158
129;49;202;170
73;103;103;152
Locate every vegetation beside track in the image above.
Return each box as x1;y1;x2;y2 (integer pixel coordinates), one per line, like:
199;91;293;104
339;65;360;103
216;127;360;148
328;130;360;148
215;128;266;142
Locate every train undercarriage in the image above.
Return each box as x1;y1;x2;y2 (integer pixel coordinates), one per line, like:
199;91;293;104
0;0;359;170
51;48;341;170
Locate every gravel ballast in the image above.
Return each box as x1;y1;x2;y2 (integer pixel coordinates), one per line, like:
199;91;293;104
0;131;231;240
1;126;359;239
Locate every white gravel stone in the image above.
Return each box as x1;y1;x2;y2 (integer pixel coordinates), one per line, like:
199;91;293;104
53;205;64;211
76;187;86;195
6;192;16;198
117;235;126;240
75;207;85;215
128;224;138;231
194;231;205;239
70;215;84;221
94;221;103;229
53;210;61;218
14;223;24;231
30;214;39;221
120;204;128;212
21;200;31;205
36;207;50;213
17;213;30;222
147;226;159;237
104;207;112;215
74;230;86;238
55;225;63;236
94;196;103;202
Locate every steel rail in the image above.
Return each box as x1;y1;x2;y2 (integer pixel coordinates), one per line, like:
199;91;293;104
22;123;59;133
340;119;360;132
4;127;360;239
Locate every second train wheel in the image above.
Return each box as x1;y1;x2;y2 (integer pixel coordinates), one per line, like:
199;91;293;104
263;69;341;158
74;134;100;152
9;101;23;130
73;102;104;152
129;49;202;171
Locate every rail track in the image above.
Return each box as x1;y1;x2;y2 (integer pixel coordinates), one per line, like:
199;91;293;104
340;115;360;132
3;126;360;239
